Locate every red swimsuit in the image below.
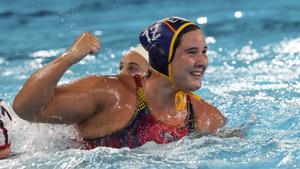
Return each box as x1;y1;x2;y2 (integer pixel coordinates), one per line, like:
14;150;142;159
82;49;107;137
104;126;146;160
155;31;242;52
81;75;196;149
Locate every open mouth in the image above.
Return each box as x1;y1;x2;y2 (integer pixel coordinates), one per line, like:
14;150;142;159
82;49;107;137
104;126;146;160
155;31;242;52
190;71;203;80
189;67;205;80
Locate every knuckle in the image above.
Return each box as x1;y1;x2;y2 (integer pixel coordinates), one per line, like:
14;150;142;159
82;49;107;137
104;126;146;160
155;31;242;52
82;32;91;37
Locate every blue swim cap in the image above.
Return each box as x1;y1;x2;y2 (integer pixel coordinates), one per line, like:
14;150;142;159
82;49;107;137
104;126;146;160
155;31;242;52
139;16;199;80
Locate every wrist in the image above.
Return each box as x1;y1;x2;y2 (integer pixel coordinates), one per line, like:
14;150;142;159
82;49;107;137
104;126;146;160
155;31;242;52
59;52;77;68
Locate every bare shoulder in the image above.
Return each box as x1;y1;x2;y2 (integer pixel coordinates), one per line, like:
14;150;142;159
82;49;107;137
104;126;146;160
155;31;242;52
62;74;119;87
67;74;136;101
59;74;131;92
189;94;226;133
40;74;136;124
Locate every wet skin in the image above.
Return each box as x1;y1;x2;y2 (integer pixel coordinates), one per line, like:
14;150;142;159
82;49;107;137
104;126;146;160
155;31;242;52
171;30;208;91
13;32;225;140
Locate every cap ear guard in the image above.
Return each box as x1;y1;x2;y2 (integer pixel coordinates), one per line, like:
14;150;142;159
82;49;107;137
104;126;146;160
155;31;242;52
148;43;169;76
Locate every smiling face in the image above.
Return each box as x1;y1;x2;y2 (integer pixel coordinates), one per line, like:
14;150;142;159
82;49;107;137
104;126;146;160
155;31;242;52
119;51;150;75
170;29;208;91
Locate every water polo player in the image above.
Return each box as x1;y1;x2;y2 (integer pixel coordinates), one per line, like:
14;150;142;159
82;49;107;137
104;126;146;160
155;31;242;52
13;17;226;149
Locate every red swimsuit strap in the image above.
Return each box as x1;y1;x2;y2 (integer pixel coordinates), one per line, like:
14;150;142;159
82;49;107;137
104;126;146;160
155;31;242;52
0;120;11;150
0;100;12;150
133;74;143;88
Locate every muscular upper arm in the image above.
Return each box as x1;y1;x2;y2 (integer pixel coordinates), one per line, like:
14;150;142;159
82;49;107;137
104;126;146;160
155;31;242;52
192;98;226;133
34;75;116;124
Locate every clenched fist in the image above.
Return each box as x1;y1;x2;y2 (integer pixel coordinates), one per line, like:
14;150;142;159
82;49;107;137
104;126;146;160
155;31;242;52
65;32;101;65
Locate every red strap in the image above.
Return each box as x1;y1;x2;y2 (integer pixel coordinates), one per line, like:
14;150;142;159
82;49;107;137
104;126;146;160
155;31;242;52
0;142;11;150
0;120;11;150
0;101;12;150
133;74;142;88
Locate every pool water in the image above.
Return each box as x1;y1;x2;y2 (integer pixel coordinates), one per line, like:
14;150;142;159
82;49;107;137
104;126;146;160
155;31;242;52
0;0;299;168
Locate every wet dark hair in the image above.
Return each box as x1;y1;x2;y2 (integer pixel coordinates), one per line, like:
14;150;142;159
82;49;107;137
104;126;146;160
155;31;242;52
170;25;201;63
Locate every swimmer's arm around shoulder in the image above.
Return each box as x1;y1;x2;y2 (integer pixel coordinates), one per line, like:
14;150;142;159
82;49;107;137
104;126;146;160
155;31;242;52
13;32;101;123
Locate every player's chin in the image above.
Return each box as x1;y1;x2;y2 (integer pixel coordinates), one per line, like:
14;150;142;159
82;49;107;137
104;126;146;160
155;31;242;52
189;83;201;91
186;75;202;91
183;81;201;91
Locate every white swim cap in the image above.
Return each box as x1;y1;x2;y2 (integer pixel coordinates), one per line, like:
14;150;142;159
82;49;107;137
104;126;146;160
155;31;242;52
129;44;149;62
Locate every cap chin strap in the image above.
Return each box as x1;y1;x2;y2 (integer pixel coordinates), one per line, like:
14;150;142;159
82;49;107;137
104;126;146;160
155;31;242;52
175;90;187;111
0;100;12;150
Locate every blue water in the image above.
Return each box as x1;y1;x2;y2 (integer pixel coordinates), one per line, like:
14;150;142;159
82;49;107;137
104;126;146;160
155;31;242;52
0;0;299;168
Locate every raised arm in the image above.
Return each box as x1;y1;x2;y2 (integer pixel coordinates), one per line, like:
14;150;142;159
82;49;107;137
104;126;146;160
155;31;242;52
13;32;101;124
